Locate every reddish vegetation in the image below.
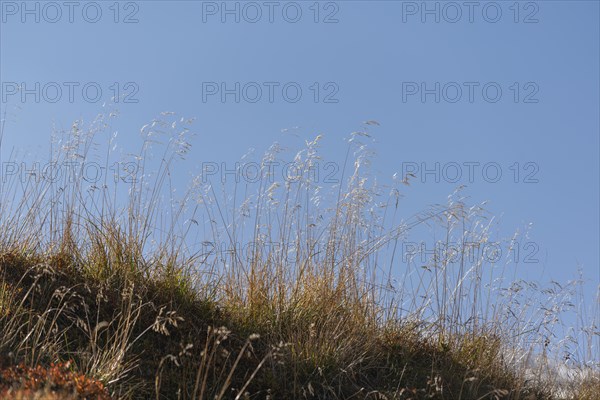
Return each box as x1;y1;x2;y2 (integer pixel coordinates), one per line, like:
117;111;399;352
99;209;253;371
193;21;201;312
0;361;111;399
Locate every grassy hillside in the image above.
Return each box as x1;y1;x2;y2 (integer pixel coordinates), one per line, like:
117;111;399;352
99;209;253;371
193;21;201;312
0;113;598;399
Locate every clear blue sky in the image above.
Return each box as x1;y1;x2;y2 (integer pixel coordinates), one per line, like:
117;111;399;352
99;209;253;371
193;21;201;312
1;1;598;306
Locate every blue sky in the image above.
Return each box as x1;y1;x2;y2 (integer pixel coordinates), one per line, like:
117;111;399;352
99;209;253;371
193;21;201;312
1;1;599;306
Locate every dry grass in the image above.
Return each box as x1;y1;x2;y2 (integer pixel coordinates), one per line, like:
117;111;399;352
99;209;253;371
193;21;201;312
0;110;597;399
